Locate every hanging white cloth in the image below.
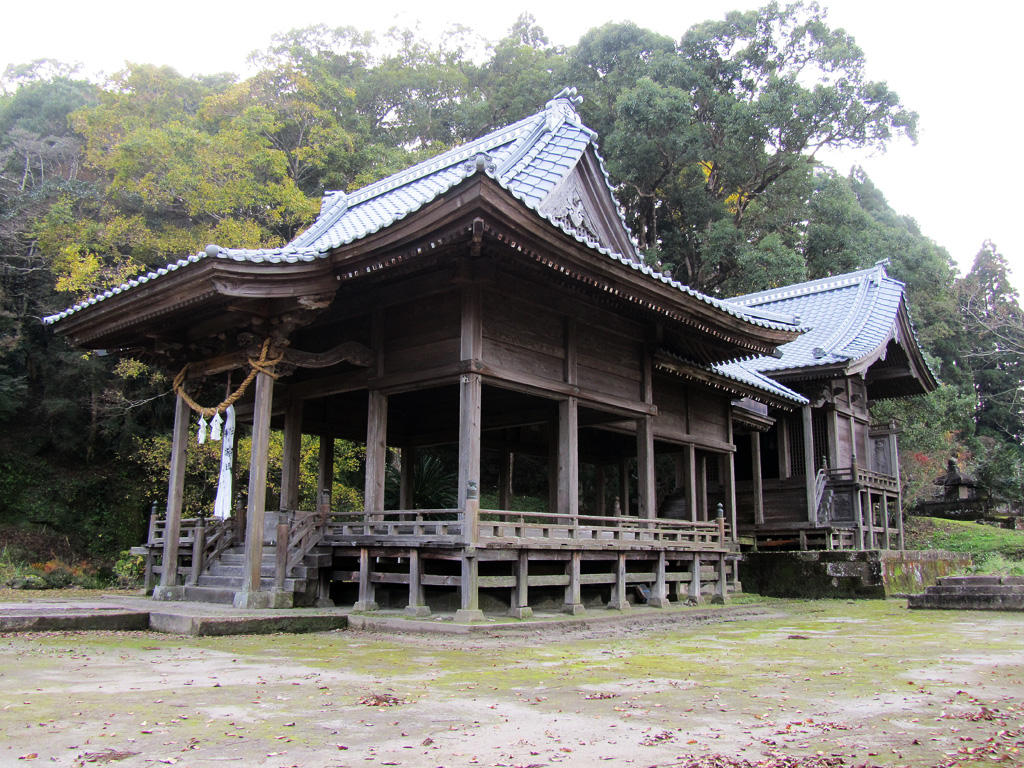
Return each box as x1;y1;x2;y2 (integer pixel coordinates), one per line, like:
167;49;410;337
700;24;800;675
197;414;208;444
210;410;223;441
213;405;236;519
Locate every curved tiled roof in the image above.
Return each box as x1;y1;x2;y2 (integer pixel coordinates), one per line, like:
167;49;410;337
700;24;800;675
716;262;923;383
43;90;801;341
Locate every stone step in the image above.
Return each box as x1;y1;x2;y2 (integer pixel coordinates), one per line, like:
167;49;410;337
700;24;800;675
926;585;1024;596
909;593;1024;611
182;586;237;605
207;564;314;580
938;576;1024;587
197;575;306;592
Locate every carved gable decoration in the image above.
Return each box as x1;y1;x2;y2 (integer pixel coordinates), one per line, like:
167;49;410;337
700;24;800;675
537;156;639;262
545;180;601;245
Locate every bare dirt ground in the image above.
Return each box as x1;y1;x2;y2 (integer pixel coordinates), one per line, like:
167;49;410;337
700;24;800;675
1;598;1022;768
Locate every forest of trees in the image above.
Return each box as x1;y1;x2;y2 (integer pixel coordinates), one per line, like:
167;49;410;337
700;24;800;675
1;3;1021;558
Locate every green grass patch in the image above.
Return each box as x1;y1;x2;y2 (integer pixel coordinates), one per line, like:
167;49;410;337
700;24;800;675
904;516;1024;568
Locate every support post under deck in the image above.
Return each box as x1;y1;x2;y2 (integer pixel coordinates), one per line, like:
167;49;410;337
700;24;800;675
153;393;190;601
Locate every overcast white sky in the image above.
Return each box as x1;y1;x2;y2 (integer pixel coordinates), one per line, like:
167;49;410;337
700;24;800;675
4;0;1020;291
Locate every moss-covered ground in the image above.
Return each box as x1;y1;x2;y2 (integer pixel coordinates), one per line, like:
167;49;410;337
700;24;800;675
2;599;1022;767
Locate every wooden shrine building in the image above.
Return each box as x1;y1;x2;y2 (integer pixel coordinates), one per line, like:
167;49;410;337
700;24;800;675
46;89;821;615
718;264;938;551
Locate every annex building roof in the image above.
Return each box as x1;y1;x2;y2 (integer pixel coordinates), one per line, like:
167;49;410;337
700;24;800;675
717;262;938;399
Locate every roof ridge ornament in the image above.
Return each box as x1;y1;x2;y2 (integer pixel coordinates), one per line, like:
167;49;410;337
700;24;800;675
545;87;583;132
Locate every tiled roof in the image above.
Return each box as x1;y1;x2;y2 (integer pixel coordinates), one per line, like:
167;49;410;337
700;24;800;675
717;262;908;380
43;89;801;340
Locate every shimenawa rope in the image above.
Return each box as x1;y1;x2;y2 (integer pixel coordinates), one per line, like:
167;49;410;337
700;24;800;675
171;337;283;418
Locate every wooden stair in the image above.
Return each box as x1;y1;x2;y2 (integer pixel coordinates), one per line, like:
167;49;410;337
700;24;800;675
908;576;1024;611
182;545;332;605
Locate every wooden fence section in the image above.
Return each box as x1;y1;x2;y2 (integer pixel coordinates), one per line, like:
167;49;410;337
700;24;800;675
475;510;729;550
321;509;730;551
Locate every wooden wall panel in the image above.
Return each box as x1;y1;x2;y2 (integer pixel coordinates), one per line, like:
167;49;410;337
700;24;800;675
652;375;688;442
383;292;461;375
688;387;729;443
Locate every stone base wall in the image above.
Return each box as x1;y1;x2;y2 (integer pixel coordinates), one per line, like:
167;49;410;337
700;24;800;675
741;550;971;599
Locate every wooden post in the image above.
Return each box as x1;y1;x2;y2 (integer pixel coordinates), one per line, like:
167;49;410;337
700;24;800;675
280;397;303;512
696;453;707;521
563;551;584;614
688;555;704;604
354;547;377;611
595;465;606;517
189;516;206;586
725;452;737;542
649;550;669;608
751;433;764;525
558;397;579;522
608;552;630;610
864;490;875;549
685;444;698;522
317;435;334;513
637;415;656;519
154;393;190;600
802;404;816;523
235;370;279;609
143;504;159;595
274;520;289;592
400;446;416;510
854;489;865;549
455;554;483;622
882;494;892;550
499;448;514;510
458;373;482;537
404;549;430;617
365;390;387;517
510;550;533;619
618;457;630;517
712;555;728;605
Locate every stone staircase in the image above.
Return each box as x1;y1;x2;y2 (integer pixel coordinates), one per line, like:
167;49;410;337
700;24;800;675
182;545;332;606
908;575;1024;611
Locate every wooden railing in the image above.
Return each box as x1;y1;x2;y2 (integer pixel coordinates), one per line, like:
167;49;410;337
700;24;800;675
477;510;729;549
319;508;729;550
326;510;464;540
133;514;236;589
827;466;900;494
285;509;329;571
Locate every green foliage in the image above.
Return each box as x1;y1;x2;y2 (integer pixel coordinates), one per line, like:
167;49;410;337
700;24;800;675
904;516;1024;565
0;7;1019;553
385;452;458;510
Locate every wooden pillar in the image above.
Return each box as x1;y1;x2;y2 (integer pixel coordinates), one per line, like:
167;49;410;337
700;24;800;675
280;397;303;512
711;555;728;605
696;453;708;521
365;390;387;517
608;552;630;610
637;416;656;519
863;490;874;549
404;549;429;617
688;555;704;604
685;445;698;522
454;555;482;622
558;397;579;520
563;551;584;614
317;435;334;513
499;447;513;510
649;551;669;608
236;370;281;608
595;465;606;517
510;550;533;619
882;494;892;550
458;373;482;536
399;446;416;510
154;393;190;600
354;547;377;611
802;404;816;523
725;451;737;542
751;433;764;525
618;457;630;517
